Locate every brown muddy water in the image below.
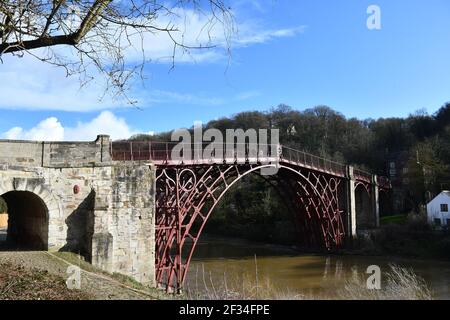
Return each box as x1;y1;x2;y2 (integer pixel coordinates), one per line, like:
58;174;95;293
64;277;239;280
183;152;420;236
186;236;450;299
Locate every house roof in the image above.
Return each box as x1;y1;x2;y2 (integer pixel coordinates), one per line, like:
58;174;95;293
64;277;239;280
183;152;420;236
427;191;450;204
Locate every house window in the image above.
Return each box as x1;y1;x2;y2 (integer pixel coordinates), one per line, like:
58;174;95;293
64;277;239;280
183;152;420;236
441;204;449;212
434;218;442;226
390;162;396;169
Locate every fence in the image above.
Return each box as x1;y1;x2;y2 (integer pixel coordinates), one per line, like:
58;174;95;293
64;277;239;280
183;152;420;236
111;141;350;176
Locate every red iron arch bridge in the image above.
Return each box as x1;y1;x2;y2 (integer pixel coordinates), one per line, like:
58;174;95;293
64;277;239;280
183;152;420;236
111;141;391;292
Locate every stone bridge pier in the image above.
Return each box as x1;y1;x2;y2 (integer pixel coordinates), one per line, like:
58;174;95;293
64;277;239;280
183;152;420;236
0;136;156;285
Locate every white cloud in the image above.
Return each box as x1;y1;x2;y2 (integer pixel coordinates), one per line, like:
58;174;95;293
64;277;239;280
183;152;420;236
3;117;64;141
142;88;261;106
0;54;225;111
234;0;266;13
0;54;124;112
65;111;135;141
1;111;135;141
121;7;305;62
148;89;225;106
122;8;305;63
232;26;306;47
235;90;261;101
3;127;24;140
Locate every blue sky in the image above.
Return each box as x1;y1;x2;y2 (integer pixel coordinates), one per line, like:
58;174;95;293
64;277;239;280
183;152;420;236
1;0;450;141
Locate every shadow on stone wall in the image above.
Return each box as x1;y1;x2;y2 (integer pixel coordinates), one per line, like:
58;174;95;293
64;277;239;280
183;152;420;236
60;190;95;262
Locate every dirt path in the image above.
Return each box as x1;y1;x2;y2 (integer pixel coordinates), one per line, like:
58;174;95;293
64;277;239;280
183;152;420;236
0;251;160;300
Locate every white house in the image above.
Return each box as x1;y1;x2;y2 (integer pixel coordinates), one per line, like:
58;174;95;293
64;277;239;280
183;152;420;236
427;191;450;228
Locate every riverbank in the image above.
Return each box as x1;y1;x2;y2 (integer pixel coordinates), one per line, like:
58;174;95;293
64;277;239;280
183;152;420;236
0;251;167;300
0;261;89;300
350;215;450;261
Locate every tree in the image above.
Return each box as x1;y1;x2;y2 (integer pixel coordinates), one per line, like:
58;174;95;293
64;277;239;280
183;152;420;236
405;137;450;211
435;102;450;132
233;111;269;130
0;0;232;100
0;197;7;213
407;110;435;141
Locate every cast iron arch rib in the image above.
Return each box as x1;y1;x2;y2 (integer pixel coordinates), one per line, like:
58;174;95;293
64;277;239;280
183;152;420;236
155;164;346;292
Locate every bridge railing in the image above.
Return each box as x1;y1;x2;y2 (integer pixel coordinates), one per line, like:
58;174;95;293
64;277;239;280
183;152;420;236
110;141;280;164
111;141;181;162
280;146;347;176
353;168;373;183
111;141;389;182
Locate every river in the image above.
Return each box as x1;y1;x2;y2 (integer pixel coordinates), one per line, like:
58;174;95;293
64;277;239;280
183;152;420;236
186;236;450;299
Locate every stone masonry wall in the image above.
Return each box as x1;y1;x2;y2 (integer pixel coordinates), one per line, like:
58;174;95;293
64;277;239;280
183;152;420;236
0;135;111;169
110;164;155;285
0;136;156;286
88;163;156;285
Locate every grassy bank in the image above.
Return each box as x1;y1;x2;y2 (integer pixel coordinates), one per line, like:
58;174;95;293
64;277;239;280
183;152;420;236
0;262;89;300
380;214;408;225
355;214;450;261
52;252;170;300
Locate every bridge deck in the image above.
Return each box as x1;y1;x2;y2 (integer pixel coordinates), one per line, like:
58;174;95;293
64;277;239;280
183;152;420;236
111;141;389;187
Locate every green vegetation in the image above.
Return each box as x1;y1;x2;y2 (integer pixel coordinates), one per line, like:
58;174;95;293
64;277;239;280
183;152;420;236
380;215;408;225
358;214;450;260
0;196;7;213
203;175;297;245
53;251;100;274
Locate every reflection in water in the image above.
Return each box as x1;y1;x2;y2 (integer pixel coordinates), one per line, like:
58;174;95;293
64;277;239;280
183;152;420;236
187;237;450;299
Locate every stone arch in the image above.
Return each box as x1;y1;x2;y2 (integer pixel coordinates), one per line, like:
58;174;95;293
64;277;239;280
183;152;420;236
0;177;63;250
1;191;48;250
